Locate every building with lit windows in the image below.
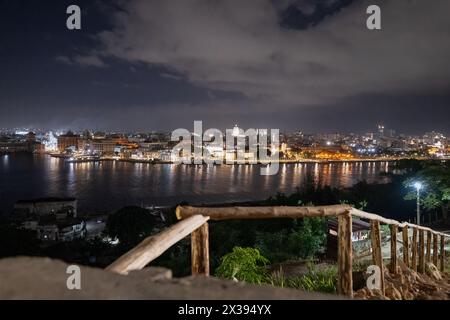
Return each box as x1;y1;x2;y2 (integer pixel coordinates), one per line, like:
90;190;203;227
57;131;80;152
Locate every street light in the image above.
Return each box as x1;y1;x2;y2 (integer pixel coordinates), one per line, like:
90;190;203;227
413;182;423;225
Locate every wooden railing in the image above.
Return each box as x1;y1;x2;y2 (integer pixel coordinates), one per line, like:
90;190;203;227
106;215;210;274
106;204;449;298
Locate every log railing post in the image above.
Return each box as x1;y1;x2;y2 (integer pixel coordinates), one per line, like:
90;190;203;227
191;222;210;276
402;226;409;267
390;225;397;274
418;230;425;273
426;231;432;263
370;220;385;295
411;228;418;271
337;212;353;297
440;235;445;272
432;233;438;266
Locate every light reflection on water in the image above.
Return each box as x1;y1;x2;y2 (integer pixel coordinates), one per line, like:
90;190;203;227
0;154;392;212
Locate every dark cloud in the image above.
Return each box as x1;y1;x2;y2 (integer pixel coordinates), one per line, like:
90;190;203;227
277;0;356;29
0;0;449;134
93;0;450;105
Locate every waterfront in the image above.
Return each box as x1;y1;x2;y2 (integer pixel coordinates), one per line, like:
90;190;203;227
0;153;394;213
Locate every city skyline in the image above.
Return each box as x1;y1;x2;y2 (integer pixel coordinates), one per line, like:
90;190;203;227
0;123;448;137
1;0;450;133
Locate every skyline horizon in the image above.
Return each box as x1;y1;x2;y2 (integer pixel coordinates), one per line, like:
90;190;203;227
1;123;448;137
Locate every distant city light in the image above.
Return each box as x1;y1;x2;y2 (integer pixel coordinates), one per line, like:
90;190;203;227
232;124;240;137
43;131;58;151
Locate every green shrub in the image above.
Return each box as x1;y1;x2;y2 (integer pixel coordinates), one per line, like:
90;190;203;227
269;265;337;294
215;247;270;284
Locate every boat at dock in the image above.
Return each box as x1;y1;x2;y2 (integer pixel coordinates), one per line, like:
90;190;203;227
65;156;101;163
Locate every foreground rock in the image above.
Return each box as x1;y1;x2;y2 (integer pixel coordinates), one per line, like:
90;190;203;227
0;257;344;300
354;261;450;300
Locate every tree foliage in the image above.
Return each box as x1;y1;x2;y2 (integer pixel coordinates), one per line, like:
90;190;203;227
403;161;450;218
255;217;326;262
104;206;159;247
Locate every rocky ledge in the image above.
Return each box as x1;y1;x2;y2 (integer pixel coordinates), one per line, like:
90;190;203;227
0;257;343;300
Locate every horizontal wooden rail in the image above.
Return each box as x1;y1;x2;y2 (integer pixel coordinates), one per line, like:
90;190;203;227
176;206;450;238
106;215;209;275
350;208;450;238
176;204;352;220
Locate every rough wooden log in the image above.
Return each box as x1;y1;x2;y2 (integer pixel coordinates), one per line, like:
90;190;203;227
177;204;352;220
370;220;385;295
352;208;400;226
418;230;425;273
191;222;210;276
176;206;450;238
411;228;418;272
432;233;438;266
402;223;448;237
402;226;409;267
426;231;432;263
390;224;397;274
338;213;353;298
351;209;449;238
440;235;445;272
106;215;209;275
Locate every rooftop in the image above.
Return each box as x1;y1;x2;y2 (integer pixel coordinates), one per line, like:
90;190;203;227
16;197;77;204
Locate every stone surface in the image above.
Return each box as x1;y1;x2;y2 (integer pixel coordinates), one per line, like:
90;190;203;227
0;257;345;300
128;267;173;282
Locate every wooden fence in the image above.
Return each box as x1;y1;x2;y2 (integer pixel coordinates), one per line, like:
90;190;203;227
106;204;449;298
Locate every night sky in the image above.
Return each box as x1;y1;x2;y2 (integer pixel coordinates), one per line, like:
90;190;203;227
0;0;449;134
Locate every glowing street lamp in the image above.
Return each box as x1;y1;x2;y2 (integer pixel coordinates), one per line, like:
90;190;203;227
413;182;423;225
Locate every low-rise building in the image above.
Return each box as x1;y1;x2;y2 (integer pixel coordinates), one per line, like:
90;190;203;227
13;198;84;242
36;216;86;242
0;132;44;154
14;197;77;218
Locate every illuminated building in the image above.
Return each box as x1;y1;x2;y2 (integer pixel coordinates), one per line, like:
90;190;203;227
0;131;44;153
378;124;385;138
57;131;80;152
43;131;58;151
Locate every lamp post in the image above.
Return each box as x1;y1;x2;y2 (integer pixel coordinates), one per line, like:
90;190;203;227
414;182;423;225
